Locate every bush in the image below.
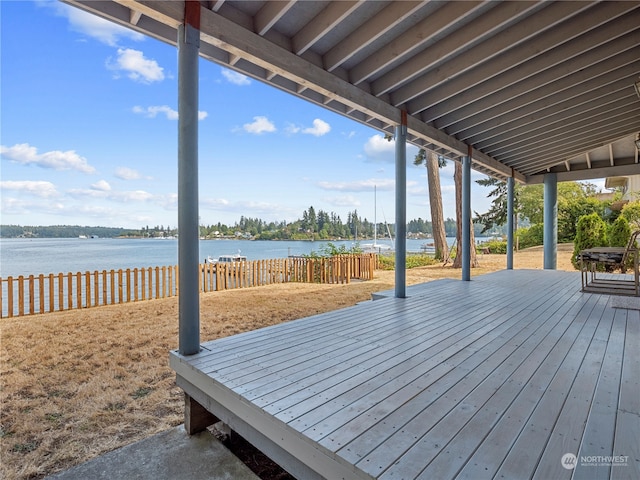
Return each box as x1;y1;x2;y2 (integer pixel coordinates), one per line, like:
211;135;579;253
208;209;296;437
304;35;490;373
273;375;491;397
377;253;438;271
572;213;608;269
518;224;544;249
479;240;507;254
609;216;631;248
621;201;640;230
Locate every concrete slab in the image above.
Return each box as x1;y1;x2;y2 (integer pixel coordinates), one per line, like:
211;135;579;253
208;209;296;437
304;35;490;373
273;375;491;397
45;426;260;480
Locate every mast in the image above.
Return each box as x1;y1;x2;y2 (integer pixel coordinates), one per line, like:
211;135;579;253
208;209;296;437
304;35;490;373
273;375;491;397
374;185;377;245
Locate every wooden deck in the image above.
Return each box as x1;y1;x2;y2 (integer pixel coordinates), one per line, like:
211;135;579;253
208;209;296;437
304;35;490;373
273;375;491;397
170;269;639;480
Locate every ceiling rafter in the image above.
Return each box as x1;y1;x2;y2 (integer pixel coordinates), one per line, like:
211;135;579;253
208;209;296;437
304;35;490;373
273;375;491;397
370;1;541;98
349;1;486;86
323;1;426;73
423;6;640;126
292;1;364;56
481;96;636;156
393;1;590;109
254;0;295;37
456;52;640;142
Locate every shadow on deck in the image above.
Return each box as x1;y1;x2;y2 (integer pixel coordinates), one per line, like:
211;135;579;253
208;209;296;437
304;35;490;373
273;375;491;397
170;269;639;480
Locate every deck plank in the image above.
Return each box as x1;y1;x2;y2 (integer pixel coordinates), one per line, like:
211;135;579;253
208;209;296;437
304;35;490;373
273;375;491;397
170;270;639;480
570;305;627;480
493;294;610;479
375;292;603;480
322;279;582;455
611;310;640;480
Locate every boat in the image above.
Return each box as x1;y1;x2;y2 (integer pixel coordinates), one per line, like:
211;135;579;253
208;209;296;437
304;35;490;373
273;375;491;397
361;185;393;254
204;253;247;264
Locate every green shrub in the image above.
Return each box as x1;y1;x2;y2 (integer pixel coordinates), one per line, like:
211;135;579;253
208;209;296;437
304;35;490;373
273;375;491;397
572;213;608;269
378;253;438;271
609;216;631;247
518;224;544;249
621;201;640;229
479;240;507;254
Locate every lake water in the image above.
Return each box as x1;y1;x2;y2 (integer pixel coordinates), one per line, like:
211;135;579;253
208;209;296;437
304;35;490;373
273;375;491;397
0;237;459;278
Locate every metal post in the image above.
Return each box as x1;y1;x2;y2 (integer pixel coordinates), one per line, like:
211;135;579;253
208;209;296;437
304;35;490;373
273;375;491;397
506;176;514;270
395;112;407;298
178;11;200;355
462;152;471;281
543;172;558;270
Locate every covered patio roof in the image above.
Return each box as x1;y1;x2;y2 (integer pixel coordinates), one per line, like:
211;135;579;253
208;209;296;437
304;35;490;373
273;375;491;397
65;0;640;183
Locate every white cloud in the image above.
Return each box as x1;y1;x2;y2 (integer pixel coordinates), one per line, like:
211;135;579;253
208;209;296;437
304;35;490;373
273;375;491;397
107;48;164;83
41;1;144;46
1;143;95;174
68;186;154;203
115;167;141;180
0;180;59;198
317;178;395;192
243;116;276;134
284;123;301;135
323;195;361;208
343;131;357;139
363;134;395;163
221;69;250;86
91;180;111;191
302;119;331;137
132;105;207;121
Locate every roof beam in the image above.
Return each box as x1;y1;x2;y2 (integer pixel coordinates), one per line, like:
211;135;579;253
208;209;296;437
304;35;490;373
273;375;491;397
254;0;295;36
426;6;640;127
506;120;640;173
323;1;426;72
393;1;591;108
370;1;540;97
411;2;635;118
526;162;640;184
456;51;640;142
292;1;364;55
505;117;640;169
486;101;639;160
349;1;485;85
477;88;637;153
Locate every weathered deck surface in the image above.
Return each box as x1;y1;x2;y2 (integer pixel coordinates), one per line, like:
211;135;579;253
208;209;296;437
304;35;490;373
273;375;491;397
170;269;639;480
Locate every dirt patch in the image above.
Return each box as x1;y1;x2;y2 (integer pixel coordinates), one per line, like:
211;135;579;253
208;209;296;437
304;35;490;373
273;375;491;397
0;248;575;479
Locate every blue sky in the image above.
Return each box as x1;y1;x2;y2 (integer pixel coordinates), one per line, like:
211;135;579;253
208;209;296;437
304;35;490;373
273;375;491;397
1;0;560;230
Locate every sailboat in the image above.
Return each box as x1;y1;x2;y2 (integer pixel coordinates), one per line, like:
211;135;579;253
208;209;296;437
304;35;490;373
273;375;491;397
361;185;393;253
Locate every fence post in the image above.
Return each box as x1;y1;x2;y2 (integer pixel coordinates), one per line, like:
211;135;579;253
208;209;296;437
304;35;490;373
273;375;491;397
8;277;14;317
102;271;107;305
39;274;45;314
118;270;123;304
85;271;91;308
76;272;82;308
94;271;99;307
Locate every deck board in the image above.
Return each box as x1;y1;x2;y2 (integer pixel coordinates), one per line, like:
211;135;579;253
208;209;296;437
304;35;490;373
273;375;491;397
170;269;640;479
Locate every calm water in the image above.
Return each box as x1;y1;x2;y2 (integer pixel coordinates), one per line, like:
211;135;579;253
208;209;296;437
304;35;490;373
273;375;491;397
0;237;444;278
0;237;473;278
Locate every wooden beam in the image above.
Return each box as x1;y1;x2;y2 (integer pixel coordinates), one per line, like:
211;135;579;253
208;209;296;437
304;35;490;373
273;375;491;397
184;393;218;435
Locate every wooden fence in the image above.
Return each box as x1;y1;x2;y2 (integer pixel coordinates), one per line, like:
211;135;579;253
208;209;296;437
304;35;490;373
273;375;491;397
1;254;377;318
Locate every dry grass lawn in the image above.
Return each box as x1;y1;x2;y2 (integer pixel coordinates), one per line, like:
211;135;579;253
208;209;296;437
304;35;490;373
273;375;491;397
1;248;575;479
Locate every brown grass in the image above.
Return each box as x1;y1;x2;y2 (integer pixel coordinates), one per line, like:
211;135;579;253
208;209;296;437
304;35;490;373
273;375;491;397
1;248;575;479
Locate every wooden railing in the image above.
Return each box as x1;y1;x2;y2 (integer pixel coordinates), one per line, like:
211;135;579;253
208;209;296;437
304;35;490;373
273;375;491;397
1;254;377;318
